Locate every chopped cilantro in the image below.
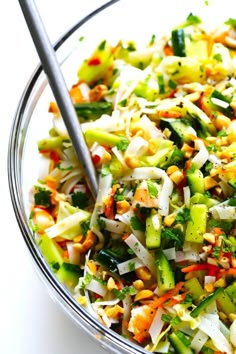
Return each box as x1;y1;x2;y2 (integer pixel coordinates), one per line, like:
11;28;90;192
228;194;236;206
97;217;106;230
71;191;88;209
116;138;129;151
56;163;73;171
213;53;222;62
204;161;213;173
168;79;177;90
185;13;202;26
34;186;53;208
207;144;218;152
118;99;127;107
149;34;156;46
217;129;227;137
80;273;93;289
208;219;233;233
98;40;106;50
128;261;135;272
212;246;221;259
101;166;111;177
130;215;145;231
225;18;236;29
147;180;158;198
181;293;193;304
80;221;90;236
158;74;165;94
112;286;136;300
175;208;192;223
161;227;184;250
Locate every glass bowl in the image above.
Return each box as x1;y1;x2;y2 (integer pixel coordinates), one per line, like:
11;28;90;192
8;0;235;353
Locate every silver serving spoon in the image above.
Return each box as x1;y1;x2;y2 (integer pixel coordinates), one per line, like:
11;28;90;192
18;0;98;200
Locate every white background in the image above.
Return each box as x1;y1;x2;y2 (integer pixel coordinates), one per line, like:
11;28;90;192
0;1;109;353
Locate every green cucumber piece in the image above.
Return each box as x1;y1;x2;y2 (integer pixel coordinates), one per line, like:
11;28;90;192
190;287;224;318
159;118;195;147
171;29;186;57
57;263;82;289
185;204;208;243
145;211;162;249
184;277;205;303
155;249;175;292
37;234;63;271
169;332;193;354
74;102;112;120
187;169;205;195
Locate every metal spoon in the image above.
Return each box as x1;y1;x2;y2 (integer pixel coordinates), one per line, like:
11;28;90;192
18;0;98;199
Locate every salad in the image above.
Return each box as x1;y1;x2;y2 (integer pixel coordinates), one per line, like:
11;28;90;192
30;13;236;354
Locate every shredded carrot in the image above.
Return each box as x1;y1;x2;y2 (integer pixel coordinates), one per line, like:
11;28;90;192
164;292;188;307
181;263;219;274
213;227;225;236
163;45;173;56
150;282;185;309
48;101;59;115
218;268;236;277
63;250;69;259
69;84;85;104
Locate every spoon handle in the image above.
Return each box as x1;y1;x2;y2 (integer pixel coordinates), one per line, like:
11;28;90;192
18;0;98;199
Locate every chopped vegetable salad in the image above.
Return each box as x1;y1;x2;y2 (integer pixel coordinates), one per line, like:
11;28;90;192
31;13;236;354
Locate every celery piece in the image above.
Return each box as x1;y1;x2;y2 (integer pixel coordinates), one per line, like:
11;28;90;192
74;102;112;121
216;290;236;315
190;287;224;318
84;129;126;148
225;281;236;302
38;136;63;151
184;277;205;303
77;40;113;84
146;211;162;249
185;204;207;243
140;138;173;167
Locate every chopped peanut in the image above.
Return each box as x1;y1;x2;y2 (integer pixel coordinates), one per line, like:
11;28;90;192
148;139;158;155
105;305;124;318
219;311;228;322
185;91;201;102
116;200;130;214
166;165;179;175
203;232;216;244
87;260;97;275
89;84;108;102
77;296;87;306
164;213;175;227
73;235;84;243
204;282;215;293
134;289;154;302
133;279;145;291
124;155;139;169
169;170;184;185
135;266;152;281
229;313;236;322
204;176;218;190
181;143;194;159
107;277;117;291
214;114;231;130
214;277;226;288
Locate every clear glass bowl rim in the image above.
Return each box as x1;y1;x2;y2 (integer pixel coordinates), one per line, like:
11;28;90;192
7;1;147;353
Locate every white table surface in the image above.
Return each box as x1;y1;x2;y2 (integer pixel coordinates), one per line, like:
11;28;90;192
0;1;110;353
